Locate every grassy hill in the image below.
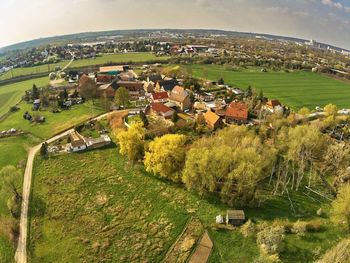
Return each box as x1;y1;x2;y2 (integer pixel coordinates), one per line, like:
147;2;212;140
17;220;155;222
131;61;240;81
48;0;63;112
29;147;346;263
186;64;350;110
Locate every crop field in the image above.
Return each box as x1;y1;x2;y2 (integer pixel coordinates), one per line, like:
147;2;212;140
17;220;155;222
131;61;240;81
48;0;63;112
185;65;350;110
29;147;346;263
0;102;104;139
0;53;169;81
0;77;49;117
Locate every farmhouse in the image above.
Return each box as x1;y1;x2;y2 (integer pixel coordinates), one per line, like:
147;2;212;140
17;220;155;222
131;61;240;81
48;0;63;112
204;110;222;130
150;103;174;119
265;99;283;113
151;92;169;103
225;102;249;124
69;131;87;152
226;210;245;226
168;86;191;111
85;134;112;150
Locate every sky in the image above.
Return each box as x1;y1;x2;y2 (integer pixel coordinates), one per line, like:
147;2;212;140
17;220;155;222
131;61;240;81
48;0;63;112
0;0;349;49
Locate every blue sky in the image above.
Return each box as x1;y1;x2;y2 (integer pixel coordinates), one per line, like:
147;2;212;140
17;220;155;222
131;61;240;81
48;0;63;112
0;0;349;49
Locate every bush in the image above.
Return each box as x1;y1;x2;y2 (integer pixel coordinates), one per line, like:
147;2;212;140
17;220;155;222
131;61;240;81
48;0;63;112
253;252;281;263
241;219;256;238
256;226;285;255
306;220;323;233
291;220;307;236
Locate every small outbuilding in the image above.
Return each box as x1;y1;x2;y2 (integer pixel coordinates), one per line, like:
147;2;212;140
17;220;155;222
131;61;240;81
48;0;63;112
226;210;245;226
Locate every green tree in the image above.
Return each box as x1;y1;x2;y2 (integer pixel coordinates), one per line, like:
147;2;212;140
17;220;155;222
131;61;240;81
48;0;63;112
171;111;179;123
79;78;98;103
298;107;310;117
114;87;130;108
139;111;149;127
182;126;276;205
40;142;49;158
32;84;40;100
144;134;187;182
331;183;350;230
116;123;145;162
0;166;22;217
218;77;225;85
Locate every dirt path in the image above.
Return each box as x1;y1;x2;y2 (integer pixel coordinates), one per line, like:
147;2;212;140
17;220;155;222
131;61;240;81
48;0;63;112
15;112;112;263
188;231;213;263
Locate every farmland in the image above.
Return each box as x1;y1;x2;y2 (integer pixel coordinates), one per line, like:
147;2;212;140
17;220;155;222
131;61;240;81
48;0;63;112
0;53;169;80
29;147;346;263
0;101;104;139
0;77;49;117
185;64;350;110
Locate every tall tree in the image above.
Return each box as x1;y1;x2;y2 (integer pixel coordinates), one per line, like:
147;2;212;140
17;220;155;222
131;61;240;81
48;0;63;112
32;84;40;100
114;87;130;108
79;78;98;104
116;123;145;162
144;134;187;182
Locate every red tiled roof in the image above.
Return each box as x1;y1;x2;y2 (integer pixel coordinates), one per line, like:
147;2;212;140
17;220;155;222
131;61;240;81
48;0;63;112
226;102;249;121
267;100;281;108
151;92;169;100
151;103;173;114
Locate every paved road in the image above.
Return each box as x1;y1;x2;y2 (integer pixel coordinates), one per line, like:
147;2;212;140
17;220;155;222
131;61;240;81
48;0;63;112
15;112;112;263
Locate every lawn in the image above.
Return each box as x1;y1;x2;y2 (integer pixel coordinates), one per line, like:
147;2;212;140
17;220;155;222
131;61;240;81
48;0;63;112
29;147;346;263
0;53;169;81
0;102;104;139
185;64;350;110
0;77;49;117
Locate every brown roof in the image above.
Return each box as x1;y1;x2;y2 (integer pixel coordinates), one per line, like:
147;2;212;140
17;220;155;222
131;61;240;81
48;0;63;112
116;81;144;90
227;210;245;220
151;103;173;114
226;102;249;121
152;92;169;100
204;110;220;126
267;99;281;108
169;86;189;103
172;85;185;94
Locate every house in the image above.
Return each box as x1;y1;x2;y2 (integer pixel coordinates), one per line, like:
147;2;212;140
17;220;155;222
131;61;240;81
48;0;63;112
204;110;222;130
150;103;174;119
119;71;135;81
226;210;245;226
99;65;129;75
265;99;283;113
114;81;145;100
143;81;155;93
33;99;41;111
69;131;87;152
85;134;111;150
147;74;163;83
98;84;115;98
195;91;215;102
151;92;169;103
168;86;191;111
225;102;249;123
95;74;114;85
155;78;178;92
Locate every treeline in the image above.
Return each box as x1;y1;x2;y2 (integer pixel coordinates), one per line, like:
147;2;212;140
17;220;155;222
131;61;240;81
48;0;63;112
113;113;350;207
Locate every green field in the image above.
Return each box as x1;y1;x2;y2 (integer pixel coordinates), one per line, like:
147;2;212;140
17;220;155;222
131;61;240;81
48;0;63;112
0;77;49;117
186;65;350;109
0;53;169;80
0;134;41;263
0;102;104;139
29;147;346;263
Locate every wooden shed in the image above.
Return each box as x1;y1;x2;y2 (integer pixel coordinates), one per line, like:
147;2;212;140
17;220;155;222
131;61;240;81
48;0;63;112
226;210;245;226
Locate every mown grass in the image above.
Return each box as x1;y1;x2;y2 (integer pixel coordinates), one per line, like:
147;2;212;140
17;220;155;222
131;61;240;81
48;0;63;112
0;77;49;117
0;102;104;139
0;53;169;81
29;147;346;263
185;64;350;110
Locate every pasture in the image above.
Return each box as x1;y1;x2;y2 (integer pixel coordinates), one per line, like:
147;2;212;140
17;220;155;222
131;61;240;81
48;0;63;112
0;77;49;117
186;65;350;109
29;147;346;263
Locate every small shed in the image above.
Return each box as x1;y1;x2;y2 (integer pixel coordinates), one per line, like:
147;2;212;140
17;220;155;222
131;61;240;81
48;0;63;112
226;210;245;226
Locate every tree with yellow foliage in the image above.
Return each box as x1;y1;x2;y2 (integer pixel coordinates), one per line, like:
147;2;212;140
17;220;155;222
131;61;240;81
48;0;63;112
116;123;145;162
144;134;187;182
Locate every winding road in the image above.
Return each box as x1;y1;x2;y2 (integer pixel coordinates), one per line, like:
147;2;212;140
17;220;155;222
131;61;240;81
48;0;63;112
15;112;112;263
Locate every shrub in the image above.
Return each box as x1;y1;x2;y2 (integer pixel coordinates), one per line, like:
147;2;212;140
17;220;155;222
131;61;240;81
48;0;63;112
291;220;307;236
306;220;323;233
256;226;285;255
253;252;281;263
241;219;256;238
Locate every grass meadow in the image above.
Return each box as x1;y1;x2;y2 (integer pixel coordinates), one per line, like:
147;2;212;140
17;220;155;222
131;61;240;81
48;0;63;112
0;77;49;117
0;101;104;139
185;64;350;110
0;53;169;80
29;147;346;263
